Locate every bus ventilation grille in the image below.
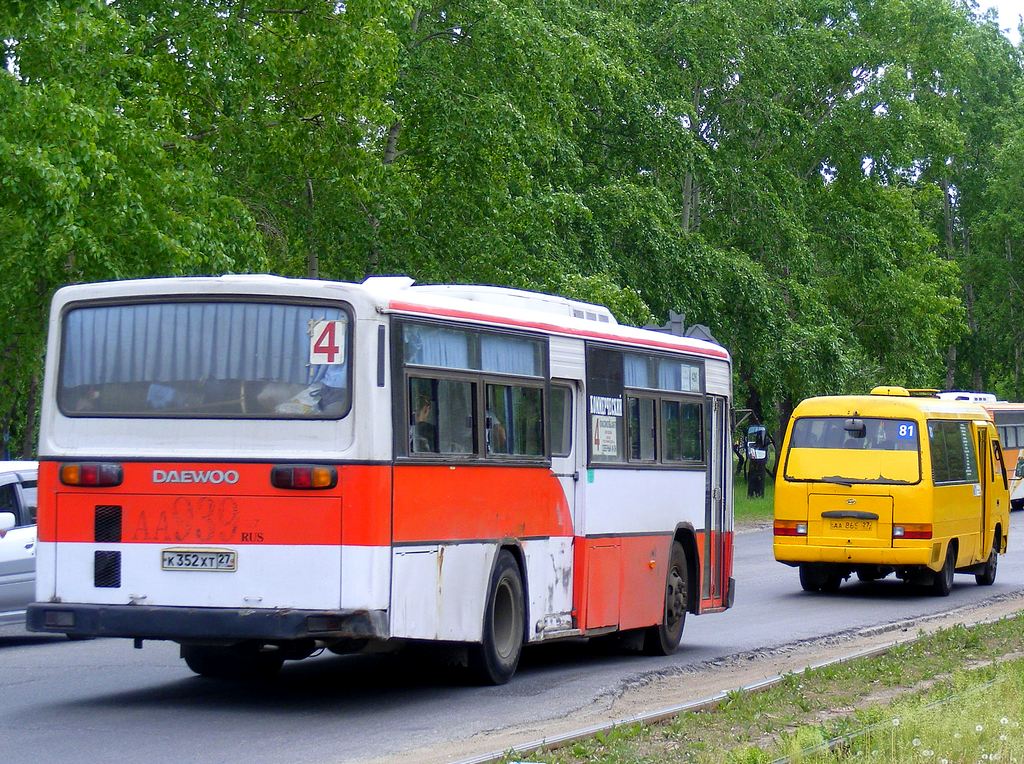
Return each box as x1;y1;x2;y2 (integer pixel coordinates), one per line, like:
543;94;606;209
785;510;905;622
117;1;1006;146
94;505;122;543
94;551;121;588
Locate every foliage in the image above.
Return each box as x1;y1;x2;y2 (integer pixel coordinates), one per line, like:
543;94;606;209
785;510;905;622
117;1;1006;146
2;0;1023;453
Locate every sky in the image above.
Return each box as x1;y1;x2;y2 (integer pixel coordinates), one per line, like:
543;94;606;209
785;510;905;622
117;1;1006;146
986;0;1024;43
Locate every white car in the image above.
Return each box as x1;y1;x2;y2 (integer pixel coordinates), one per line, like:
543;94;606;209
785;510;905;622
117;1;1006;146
0;461;38;625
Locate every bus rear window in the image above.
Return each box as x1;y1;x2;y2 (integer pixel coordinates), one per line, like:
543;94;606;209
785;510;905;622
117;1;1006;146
789;417;919;451
59;302;351;419
785;417;921;485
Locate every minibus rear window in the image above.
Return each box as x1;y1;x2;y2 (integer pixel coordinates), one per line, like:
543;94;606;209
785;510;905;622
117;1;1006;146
790;418;919;451
58;301;352;419
785;417;921;484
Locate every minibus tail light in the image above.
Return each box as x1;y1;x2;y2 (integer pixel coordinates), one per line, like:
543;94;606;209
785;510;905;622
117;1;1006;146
271;465;337;490
893;523;932;539
774;520;808;536
60;462;123;487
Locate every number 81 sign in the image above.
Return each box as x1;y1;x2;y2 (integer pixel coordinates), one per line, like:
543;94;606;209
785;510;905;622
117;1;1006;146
309;320;346;365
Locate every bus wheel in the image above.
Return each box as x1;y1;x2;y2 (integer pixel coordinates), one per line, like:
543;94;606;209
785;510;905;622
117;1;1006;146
181;643;284;680
799;564;825;592
820;572;843;593
976;548;998;586
468;550;524;685
931;545;956;597
643;542;688;656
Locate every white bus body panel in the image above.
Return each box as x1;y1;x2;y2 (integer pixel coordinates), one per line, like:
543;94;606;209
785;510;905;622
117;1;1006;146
582;469;707;536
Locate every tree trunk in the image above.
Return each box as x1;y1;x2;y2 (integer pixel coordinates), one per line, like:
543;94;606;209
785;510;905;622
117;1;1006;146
940;178;957;387
21;374;38;459
305;177;318;279
681;171;693;234
383;120;402;165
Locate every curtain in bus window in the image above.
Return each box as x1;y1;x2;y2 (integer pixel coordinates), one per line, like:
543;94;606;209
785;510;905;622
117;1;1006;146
658;359;701;392
480;334;541;376
62;303;343;387
403;325;471;369
624;355;651;388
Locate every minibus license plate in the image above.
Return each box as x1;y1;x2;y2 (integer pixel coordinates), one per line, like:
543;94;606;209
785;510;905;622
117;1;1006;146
161;549;237;572
829;520;873;532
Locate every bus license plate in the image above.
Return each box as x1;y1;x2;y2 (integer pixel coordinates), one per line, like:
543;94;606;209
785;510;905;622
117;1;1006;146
161;548;237;572
829;520;873;532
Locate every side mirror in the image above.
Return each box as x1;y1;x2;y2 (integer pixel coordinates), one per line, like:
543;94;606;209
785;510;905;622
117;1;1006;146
0;511;16;533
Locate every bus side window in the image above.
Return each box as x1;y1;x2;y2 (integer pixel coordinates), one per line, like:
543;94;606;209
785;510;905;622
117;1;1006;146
992;440;1009;491
408;378;477;455
550;385;573;457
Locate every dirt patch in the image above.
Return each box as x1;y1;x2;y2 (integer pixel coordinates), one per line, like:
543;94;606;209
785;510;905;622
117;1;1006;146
383;592;1024;764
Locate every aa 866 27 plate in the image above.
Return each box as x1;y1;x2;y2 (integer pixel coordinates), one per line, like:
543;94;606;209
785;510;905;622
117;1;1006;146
161;548;237;572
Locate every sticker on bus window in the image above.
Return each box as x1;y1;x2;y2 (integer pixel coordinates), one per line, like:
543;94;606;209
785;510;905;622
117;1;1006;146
897;423;916;439
309;320;346;365
592;416;619;456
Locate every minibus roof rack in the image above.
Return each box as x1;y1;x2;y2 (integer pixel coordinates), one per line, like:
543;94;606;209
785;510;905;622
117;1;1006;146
869;386;939;397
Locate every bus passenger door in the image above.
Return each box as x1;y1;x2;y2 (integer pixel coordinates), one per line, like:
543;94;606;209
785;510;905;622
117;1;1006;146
544;380;581;635
705;396;730;604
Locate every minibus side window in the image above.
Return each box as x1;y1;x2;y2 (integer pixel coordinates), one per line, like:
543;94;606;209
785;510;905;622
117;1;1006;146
992;440;1009;491
929;420;979;485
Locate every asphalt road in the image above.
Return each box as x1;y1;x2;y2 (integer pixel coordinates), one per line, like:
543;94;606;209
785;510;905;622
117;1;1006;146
3;514;1023;764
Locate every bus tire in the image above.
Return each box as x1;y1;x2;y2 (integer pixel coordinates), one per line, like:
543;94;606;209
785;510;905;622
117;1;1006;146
643;542;688;656
468;550;524;685
931;544;956;597
976;547;998;586
799;564;824;592
181;643;284;680
820;572;843;592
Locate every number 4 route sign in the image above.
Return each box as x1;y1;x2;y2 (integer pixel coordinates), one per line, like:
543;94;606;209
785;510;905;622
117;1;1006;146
309;320;346;365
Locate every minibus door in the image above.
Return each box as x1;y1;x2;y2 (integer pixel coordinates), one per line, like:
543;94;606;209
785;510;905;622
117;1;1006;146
976;422;990;554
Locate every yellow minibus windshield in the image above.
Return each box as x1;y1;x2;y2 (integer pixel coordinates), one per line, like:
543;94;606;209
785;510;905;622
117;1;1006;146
784;417;921;485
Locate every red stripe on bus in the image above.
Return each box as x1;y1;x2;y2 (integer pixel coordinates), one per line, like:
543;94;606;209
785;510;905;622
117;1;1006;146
392;464;572;542
38;461;392;546
387;300;730;359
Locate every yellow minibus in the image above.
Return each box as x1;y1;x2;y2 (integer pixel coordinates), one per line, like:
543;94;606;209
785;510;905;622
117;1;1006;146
773;386;1009;596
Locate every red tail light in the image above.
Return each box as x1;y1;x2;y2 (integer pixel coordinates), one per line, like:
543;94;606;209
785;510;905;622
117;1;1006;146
271;465;337;490
893;523;932;540
774;520;808;536
60;462;124;487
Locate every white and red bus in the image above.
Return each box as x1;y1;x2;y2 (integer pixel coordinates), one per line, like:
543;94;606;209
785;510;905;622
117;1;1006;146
983;402;1024;511
28;275;734;683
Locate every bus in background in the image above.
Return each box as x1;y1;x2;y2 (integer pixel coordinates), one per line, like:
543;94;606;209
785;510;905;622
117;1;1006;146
28;275;734;684
774;386;1009;595
983;402;1024;511
935;392;1024;511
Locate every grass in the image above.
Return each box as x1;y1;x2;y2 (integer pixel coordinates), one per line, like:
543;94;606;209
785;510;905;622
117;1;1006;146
734;469;775;524
507;613;1024;764
767;659;1024;763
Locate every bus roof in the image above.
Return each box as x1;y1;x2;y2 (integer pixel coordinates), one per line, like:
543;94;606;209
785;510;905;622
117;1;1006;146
51;274;731;363
792;392;992;421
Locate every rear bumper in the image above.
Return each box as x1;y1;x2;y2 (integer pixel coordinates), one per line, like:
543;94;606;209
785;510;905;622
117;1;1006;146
27;602;389;642
774;543;935;568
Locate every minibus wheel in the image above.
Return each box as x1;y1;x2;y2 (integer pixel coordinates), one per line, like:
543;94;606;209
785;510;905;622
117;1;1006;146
799;564;827;592
931;544;956;597
643;541;688;656
468;549;524;685
976;547;998;586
